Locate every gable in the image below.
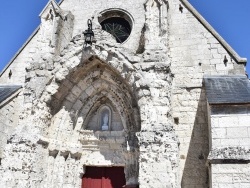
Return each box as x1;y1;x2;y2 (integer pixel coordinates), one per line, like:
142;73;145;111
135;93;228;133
39;0;60;19
180;0;246;64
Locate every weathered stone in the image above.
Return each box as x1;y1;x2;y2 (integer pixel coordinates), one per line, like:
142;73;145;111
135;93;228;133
0;0;248;187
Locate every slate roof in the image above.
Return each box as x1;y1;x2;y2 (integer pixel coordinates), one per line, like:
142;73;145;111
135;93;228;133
204;75;250;104
0;85;22;103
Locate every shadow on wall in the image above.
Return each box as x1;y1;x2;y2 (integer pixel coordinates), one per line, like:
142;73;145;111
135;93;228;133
181;88;209;188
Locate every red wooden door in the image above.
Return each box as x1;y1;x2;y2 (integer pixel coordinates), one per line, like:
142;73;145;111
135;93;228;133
82;167;102;188
82;167;126;188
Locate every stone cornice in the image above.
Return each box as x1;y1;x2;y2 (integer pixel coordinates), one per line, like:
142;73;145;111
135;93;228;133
208;147;250;163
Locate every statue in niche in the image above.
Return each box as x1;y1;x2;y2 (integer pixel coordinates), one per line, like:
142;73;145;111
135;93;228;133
102;113;109;131
99;106;111;131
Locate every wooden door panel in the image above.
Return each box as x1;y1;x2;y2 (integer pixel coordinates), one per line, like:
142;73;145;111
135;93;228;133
105;167;126;188
82;178;102;188
102;176;112;188
82;167;126;188
82;167;103;188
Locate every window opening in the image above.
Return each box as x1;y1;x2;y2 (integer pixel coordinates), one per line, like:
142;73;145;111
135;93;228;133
101;17;131;43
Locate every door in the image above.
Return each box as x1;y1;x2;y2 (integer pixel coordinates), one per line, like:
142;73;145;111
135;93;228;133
82;166;126;188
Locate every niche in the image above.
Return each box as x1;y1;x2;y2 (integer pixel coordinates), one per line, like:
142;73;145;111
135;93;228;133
85;104;124;131
99;105;111;131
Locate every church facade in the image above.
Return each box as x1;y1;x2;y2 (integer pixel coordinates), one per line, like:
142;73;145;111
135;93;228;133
0;0;250;187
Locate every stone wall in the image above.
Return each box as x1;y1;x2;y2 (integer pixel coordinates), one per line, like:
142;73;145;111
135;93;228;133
210;105;250;149
0;93;22;159
59;0;146;52
211;164;250;188
0;0;247;187
208;105;250;188
0;33;40;85
0;2;74;85
168;0;245;187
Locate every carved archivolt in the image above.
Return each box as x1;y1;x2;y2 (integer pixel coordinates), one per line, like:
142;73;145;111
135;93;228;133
50;56;140;133
46;55;140;185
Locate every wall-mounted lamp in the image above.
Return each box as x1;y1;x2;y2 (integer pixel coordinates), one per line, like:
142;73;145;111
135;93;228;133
83;19;94;45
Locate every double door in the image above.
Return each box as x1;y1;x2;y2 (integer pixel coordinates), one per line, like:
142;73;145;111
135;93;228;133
82;166;126;188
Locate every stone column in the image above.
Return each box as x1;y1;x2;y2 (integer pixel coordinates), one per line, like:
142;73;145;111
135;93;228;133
135;61;179;188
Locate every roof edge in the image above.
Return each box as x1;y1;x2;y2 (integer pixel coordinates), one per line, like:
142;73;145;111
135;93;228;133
0;27;40;77
39;0;60;17
0;0;64;77
0;86;22;108
1;0;247;78
204;75;250;105
181;0;247;64
58;0;64;5
208;102;250;105
204;74;247;78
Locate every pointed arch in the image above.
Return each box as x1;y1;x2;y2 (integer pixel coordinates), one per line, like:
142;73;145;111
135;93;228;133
75;88;135;132
44;53;141;185
49;54;140;132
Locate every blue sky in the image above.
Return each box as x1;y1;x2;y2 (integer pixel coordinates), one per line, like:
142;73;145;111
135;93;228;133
189;0;250;75
0;0;249;75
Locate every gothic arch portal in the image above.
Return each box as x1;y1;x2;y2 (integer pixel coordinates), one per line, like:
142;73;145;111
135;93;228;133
45;52;140;186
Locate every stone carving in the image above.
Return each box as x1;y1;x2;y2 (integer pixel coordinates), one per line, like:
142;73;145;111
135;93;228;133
99;105;111;131
0;0;247;187
102;113;109;131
